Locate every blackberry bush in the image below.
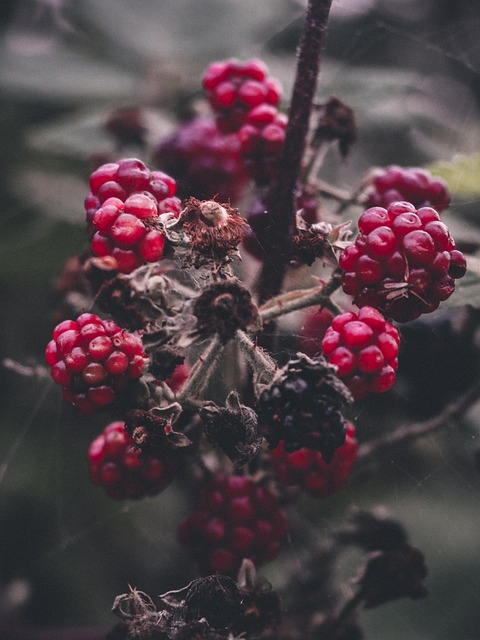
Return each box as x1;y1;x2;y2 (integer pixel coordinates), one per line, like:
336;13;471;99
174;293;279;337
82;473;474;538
19;1;477;637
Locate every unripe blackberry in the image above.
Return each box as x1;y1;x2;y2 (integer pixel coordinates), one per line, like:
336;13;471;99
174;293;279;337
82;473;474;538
85;158;181;272
256;354;352;463
321;307;400;400
177;474;288;577
203;58;282;133
88;421;178;500
154;116;248;201
271;421;358;498
340;202;467;322
366;165;450;212
45;313;146;413
238;104;287;185
298;308;335;357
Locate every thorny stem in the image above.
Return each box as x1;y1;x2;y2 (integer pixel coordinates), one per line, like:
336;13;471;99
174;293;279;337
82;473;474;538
357;379;480;462
259;269;342;323
235;329;277;385
257;0;334;305
176;334;224;405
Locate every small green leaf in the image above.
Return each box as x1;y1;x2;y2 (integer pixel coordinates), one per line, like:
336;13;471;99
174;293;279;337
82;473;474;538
428;154;480;197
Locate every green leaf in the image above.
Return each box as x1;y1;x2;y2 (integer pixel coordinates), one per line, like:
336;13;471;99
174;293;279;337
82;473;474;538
428;154;480;198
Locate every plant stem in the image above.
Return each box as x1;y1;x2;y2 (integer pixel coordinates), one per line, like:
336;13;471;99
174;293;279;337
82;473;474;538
257;0;334;304
259;269;342;323
235;329;277;385
176;334;224;405
357;380;480;462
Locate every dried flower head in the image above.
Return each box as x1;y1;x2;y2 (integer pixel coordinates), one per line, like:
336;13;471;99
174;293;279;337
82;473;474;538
313;96;357;157
193;279;259;342
201;391;262;467
181;197;247;268
359;545;428;608
95;274;148;330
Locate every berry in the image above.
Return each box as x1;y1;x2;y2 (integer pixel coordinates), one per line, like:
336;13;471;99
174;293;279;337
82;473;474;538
177;474;288;577
88;421;178;500
339;202;466;322
85;158;182;271
298;308;335;357
366;165;450;212
321;307;399;400
271;421;358;498
256;354;351;463
238;104;287;185
154;116;248;201
203;59;282;133
46;313;146;413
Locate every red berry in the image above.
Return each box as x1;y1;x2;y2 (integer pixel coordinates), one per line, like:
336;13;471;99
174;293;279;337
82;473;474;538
85;158;178;273
88;421;178;500
154;116;247;202
366;165;450;211
322;307;400;400
46;314;146;413
340;203;466;322
271;421;358;498
202;58;282;133
177;474;288;577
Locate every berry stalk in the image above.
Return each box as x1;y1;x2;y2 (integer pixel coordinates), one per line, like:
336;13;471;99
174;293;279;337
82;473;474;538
257;0;334;303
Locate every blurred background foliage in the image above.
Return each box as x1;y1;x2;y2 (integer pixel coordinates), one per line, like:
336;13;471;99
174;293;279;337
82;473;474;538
1;0;480;638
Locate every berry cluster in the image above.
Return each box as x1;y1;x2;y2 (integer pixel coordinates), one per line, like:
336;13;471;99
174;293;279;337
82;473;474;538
154;116;248;201
85;158;182;273
340;202;467;322
321;307;400;400
271;421;358;498
366;165;450;212
88;421;178;500
177;474;288;577
257;355;350;463
45;313;145;413
238;104;287;185
203;58;282;133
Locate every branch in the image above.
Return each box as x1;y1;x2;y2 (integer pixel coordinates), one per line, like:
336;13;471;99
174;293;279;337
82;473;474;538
357;380;480;462
257;0;334;304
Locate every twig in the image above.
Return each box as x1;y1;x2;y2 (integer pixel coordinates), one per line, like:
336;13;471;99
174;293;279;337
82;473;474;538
357;380;480;462
259;269;342;323
235;329;277;385
176;334;224;404
257;0;334;304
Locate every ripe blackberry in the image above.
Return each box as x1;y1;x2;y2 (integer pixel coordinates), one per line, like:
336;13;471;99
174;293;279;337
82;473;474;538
256;354;352;463
366;165;450;212
45;313;146;413
177;474;288;577
203;58;282;133
238;104;287;185
339;202;467;322
88;421;178;500
154;116;248;201
321;307;400;400
271;421;358;498
85;158;182;272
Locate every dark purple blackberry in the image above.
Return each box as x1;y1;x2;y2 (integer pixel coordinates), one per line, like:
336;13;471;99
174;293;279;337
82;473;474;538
256;354;352;463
